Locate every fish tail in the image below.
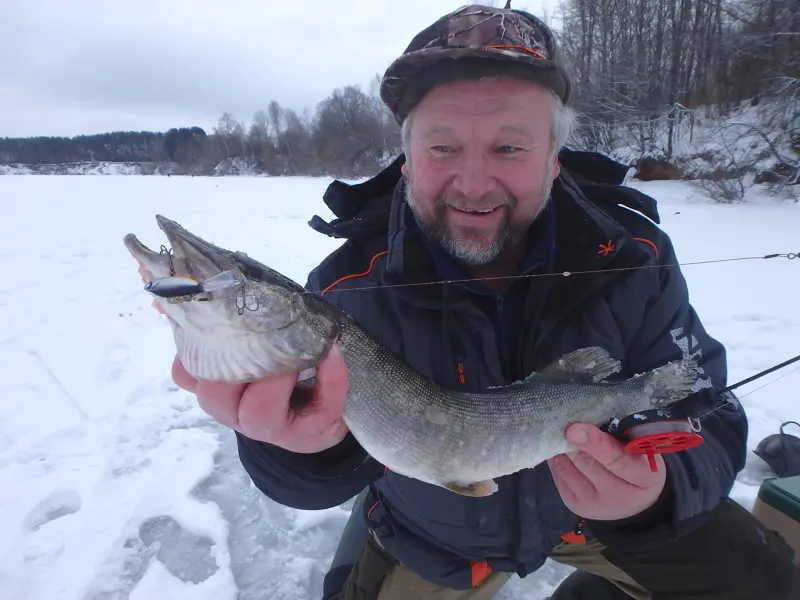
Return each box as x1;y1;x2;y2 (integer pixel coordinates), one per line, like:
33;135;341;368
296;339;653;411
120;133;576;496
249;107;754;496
646;359;700;407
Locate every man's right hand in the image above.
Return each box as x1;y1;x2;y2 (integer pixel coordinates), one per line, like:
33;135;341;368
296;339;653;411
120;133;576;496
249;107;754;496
172;344;351;454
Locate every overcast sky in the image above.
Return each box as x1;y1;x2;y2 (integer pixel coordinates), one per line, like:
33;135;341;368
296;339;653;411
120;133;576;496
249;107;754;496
0;0;556;138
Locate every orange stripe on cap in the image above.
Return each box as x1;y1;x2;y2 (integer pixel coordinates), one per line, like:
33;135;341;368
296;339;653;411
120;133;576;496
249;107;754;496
321;250;389;296
632;237;659;258
485;44;547;59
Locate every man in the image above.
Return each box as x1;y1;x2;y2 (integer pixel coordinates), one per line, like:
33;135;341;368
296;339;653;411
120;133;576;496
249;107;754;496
172;4;799;599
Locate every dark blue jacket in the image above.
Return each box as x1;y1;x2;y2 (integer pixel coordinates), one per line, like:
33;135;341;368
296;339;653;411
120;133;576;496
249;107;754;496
235;150;748;590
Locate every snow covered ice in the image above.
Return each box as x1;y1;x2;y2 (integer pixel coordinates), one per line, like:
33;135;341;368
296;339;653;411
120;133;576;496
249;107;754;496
0;174;798;599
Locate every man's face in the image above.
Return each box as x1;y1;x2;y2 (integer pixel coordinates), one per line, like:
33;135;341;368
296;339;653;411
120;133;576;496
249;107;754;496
402;77;561;266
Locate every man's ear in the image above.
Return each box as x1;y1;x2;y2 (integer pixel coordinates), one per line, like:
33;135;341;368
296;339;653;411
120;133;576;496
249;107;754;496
401;162;408;176
551;154;561;180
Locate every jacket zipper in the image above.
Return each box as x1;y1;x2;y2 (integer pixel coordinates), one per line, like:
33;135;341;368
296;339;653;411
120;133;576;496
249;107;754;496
494;294;508;380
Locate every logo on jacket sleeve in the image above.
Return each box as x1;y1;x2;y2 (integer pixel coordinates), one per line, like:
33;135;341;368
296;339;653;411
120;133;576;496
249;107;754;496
670;327;713;392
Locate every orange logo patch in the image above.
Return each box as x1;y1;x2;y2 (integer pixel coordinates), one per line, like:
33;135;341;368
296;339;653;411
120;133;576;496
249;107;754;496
597;240;616;256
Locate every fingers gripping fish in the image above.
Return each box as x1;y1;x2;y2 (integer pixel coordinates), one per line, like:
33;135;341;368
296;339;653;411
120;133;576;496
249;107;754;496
124;215;700;497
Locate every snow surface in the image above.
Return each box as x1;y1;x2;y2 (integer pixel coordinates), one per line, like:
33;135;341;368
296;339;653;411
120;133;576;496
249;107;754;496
0;175;798;600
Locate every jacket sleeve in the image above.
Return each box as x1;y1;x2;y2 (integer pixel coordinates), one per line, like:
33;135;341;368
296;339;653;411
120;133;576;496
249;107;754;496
236;430;385;510
234;271;386;510
586;232;749;550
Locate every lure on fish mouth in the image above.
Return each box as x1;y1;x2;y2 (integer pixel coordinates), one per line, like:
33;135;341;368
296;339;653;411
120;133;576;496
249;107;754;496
124;214;700;497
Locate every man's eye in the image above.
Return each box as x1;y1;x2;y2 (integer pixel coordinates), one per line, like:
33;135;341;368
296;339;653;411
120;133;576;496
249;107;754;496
497;145;523;154
430;146;454;153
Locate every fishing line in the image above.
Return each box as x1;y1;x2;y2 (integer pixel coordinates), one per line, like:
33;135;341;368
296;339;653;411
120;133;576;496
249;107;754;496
312;251;797;294
720;353;800;397
693;360;800;423
736;365;800;401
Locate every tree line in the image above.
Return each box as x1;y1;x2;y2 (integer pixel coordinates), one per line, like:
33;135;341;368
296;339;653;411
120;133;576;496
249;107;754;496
0;81;401;179
0;0;796;182
558;0;798;159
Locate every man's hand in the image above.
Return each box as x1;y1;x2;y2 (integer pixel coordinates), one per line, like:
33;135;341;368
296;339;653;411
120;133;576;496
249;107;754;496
547;423;667;521
172;345;351;454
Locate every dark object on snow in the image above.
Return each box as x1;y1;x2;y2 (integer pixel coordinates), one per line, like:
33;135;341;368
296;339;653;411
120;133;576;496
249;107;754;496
754;422;800;478
633;158;684;181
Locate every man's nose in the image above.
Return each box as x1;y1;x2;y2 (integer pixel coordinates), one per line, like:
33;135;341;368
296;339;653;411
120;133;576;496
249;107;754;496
450;150;496;199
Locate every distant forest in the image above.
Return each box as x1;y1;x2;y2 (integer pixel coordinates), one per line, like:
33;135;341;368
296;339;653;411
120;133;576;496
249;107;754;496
1;0;796;181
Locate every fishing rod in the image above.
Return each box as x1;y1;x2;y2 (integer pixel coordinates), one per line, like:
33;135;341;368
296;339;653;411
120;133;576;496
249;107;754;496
613;352;800;471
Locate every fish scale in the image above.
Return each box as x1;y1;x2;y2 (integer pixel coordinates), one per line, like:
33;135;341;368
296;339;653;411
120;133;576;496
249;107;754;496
124;214;700;497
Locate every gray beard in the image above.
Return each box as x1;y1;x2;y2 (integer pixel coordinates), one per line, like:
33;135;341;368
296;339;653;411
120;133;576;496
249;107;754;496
404;174;554;267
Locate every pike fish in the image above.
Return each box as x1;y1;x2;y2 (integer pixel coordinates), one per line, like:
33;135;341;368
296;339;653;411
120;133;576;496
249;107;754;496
123;215;700;497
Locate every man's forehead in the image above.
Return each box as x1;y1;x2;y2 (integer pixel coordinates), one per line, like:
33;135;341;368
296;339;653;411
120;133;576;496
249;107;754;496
419;123;538;137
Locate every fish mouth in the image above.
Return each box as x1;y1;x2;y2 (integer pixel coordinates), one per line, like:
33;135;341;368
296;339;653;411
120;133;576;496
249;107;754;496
154;214;232;281
124;215;308;295
123;231;173;280
123;214;234;285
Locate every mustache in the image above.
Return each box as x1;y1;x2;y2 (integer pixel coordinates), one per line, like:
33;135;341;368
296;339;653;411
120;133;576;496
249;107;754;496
434;190;516;212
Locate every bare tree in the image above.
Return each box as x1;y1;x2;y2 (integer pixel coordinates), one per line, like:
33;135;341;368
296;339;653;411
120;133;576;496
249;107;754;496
555;0;798;198
213;112;247;161
313;85;389;178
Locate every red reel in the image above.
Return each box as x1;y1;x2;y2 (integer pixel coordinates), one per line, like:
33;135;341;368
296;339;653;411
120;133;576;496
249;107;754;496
622;420;704;472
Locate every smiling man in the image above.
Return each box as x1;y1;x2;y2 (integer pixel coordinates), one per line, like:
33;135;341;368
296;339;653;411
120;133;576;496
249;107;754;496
171;4;800;599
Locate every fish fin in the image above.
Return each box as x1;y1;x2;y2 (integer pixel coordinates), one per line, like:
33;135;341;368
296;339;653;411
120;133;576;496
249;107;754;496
444;480;498;497
646;359;700;407
531;347;622;384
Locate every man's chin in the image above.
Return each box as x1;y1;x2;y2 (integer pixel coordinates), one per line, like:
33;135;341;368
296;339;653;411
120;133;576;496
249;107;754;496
439;234;506;266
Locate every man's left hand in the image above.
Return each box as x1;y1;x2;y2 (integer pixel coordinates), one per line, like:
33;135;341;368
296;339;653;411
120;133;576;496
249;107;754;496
547;423;667;521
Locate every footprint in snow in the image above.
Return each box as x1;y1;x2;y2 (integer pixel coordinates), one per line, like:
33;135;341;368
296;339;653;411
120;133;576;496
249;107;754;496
138;515;219;584
23;489;82;531
95;342;130;383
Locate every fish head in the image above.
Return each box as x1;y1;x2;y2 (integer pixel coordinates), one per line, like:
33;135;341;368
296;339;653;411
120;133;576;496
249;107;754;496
123;215;342;382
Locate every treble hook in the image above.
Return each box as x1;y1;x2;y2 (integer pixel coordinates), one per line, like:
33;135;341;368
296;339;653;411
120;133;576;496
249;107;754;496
159;245;175;276
235;280;260;315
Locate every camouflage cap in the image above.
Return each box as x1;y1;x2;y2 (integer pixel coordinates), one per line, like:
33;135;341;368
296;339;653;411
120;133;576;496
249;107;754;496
380;4;572;123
